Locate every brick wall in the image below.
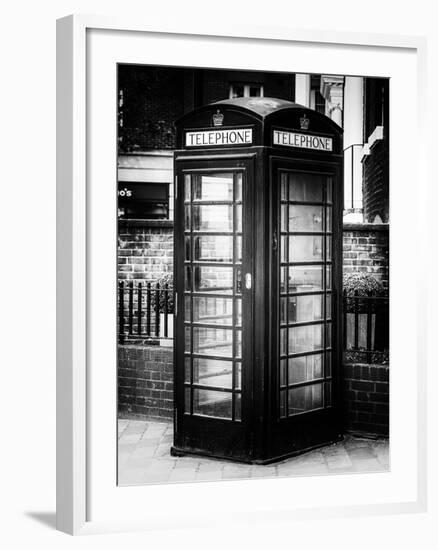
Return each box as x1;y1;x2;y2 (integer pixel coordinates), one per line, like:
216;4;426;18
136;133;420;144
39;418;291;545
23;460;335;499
341;363;389;436
362;139;389;223
118;220;173;282
118;345;173;420
343;222;389;290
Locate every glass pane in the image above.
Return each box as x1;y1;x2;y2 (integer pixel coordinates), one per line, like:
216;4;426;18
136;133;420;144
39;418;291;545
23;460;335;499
193;266;233;294
192;204;233;232
235;236;242;263
185;236;191;261
184;174;191;202
280;235;287;263
281;174;288;200
184;205;191;230
235;204;242;233
235;330;242;358
280;267;287;293
288;324;323;354
288;295;323;323
289;235;323;262
193;297;233;325
326;178;333;204
193;174;233;201
326;322;332;347
288;383;323;415
185;327;191;352
325;352;332;377
234;362;242;390
185;266;192;291
288;173;324;203
289;265;323;292
288;354;323;384
194;235;233;262
193;389;232;419
235;173;242;202
326;265;332;290
280;328;287;355
185;296;191;322
192;358;232;388
234;393;242;421
280;204;287;232
280;297;287;325
280;358;287;386
185;357;191;383
249;86;261;97
326;294;332;319
185;388;191;413
326;206;332;232
193;327;233;357
289;205;323;232
235;299;242;326
326;236;332;261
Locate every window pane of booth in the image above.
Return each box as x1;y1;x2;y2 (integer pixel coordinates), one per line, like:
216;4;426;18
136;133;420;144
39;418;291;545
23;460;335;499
193;327;233;357
288;173;324;203
234;362;242;390
193;266;234;294
288;383;323;415
289;266;323;291
192;358;233;389
289;235;323;262
192;204;233;232
235;299;242;326
288;354;323;384
234;393;241;421
193;389;232;419
289;205;323;232
288;295;323;323
193;174;233;201
194;235;233;262
288;324;323;354
235;204;242;233
192;297;233;325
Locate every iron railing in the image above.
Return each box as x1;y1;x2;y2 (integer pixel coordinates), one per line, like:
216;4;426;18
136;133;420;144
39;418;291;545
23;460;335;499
343;290;389;364
118;281;173;344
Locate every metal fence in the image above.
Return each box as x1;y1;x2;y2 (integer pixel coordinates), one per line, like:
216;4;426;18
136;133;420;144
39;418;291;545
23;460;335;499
117;282;389;363
343;291;389;364
118;281;173;344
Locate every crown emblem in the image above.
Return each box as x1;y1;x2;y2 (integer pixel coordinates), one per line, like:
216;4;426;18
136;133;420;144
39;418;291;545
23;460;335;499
300;114;310;130
212;109;224;127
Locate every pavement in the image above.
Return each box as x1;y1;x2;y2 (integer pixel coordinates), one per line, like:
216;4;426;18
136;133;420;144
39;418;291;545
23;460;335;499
118;418;389;486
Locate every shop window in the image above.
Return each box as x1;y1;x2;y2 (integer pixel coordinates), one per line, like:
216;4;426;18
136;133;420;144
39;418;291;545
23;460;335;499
229;83;264;99
118;182;172;220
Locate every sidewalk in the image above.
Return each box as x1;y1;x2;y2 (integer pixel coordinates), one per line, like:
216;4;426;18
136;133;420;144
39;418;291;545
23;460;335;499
118;419;389;486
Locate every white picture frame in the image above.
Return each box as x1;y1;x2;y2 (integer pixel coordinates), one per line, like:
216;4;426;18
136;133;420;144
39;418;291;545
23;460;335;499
56;15;428;535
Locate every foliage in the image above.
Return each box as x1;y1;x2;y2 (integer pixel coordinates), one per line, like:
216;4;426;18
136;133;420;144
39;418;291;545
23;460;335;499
343;272;385;297
150;273;174;313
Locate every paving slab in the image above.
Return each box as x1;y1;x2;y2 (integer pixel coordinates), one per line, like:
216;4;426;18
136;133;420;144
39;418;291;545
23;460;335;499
117;419;389;486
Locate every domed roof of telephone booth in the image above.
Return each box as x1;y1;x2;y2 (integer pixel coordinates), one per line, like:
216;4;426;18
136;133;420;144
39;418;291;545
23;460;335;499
175;96;343;153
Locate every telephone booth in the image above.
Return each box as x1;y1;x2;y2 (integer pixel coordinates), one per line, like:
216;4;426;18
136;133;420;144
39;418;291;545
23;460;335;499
172;97;343;463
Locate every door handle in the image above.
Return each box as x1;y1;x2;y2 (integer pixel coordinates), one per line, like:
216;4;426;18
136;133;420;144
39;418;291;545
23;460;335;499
236;270;252;292
245;273;252;290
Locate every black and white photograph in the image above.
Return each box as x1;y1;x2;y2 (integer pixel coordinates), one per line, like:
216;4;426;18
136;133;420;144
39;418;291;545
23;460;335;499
116;65;390;485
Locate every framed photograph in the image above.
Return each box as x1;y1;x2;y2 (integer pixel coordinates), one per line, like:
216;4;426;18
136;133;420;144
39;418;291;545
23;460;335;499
57;15;427;535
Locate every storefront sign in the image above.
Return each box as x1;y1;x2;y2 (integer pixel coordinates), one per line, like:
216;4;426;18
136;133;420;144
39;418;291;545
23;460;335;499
186;128;253;147
273;130;333;151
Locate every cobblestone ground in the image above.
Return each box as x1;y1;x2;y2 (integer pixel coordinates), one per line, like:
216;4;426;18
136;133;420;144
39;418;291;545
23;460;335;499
118;419;389;486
